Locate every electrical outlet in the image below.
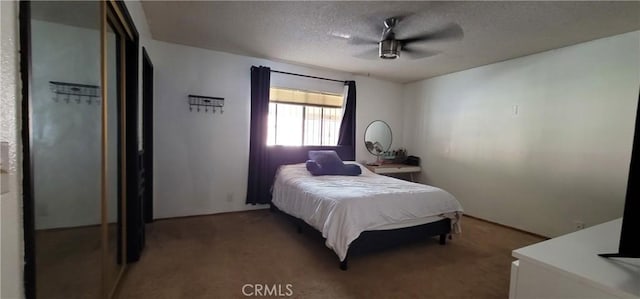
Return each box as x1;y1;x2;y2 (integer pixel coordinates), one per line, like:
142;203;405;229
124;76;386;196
226;193;234;202
574;221;585;230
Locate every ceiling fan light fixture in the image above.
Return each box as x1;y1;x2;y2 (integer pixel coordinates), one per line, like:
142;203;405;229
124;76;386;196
379;39;400;59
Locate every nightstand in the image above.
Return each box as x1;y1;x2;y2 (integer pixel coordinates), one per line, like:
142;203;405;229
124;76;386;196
365;163;421;182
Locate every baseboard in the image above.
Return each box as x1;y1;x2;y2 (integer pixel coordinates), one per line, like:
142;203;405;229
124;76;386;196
153;206;270;222
36;223;101;232
463;214;549;240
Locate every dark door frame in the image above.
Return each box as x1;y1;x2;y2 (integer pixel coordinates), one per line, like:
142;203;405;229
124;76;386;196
142;47;154;223
18;2;35;298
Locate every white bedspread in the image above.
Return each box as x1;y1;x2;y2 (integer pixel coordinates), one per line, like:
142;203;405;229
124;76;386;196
271;162;464;261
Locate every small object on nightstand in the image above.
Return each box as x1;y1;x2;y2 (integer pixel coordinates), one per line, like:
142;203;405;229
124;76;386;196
405;155;420;166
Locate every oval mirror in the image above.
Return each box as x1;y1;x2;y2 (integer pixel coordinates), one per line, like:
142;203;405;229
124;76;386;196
364;120;392;156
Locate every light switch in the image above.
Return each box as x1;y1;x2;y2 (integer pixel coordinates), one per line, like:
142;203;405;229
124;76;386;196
1;141;9;194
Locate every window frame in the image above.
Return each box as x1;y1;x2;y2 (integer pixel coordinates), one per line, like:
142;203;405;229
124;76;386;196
268;87;344;147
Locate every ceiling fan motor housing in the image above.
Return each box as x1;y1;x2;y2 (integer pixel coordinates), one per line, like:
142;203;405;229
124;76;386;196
379;39;401;59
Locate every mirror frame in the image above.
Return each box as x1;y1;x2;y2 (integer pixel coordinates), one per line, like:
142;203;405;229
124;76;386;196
103;1;136;297
364;120;393;156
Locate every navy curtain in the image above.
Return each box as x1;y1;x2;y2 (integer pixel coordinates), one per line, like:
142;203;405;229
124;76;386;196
246;66;271;204
337;81;356;154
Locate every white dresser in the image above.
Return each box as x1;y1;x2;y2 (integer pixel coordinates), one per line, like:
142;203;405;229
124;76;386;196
510;219;640;299
365;163;421;181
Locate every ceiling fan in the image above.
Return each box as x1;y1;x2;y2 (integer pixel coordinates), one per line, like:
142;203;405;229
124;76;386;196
347;15;464;60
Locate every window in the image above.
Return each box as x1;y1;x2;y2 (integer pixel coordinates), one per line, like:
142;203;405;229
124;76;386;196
267;87;343;146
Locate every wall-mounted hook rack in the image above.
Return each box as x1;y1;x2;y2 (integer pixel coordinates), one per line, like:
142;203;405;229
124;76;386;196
188;94;224;114
50;81;100;105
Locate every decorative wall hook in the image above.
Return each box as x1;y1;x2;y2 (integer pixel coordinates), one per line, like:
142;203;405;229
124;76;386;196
50;81;100;105
188;94;224;115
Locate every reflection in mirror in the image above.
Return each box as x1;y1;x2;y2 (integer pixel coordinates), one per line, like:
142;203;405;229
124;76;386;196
364;120;393;164
31;1;101;297
105;21;123;296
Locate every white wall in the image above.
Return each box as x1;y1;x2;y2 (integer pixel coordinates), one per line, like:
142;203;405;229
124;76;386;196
403;31;640;237
0;1;24;297
355;75;405;162
145;40;405;219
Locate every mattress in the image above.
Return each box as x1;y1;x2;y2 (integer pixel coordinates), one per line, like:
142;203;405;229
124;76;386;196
271;162;464;261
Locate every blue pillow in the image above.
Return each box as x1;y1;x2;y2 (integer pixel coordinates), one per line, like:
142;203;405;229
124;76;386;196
308;150;344;171
306;160;361;176
341;164;362;176
306;160;322;174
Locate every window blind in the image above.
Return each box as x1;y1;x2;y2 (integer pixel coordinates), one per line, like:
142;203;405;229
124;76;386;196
269;87;343;108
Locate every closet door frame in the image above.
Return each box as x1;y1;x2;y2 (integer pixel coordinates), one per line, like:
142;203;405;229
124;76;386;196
100;1;141;297
19;2;35;298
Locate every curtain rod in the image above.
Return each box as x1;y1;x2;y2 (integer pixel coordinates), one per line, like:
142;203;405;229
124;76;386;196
270;69;346;84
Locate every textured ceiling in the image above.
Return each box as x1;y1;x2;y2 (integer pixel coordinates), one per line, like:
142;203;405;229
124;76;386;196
142;1;640;83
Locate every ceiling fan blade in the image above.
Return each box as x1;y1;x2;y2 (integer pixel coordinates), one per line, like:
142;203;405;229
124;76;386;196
347;36;379;46
363;15;385;39
354;48;380;60
402;46;440;60
399;23;464;45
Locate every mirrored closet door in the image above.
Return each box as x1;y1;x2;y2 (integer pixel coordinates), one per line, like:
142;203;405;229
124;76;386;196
30;1;104;297
24;1;140;298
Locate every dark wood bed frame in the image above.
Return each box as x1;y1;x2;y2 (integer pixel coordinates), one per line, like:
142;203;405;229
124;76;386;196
270;204;452;270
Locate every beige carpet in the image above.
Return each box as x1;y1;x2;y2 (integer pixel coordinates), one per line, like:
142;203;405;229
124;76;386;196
116;210;543;298
36;226;101;299
36;223;122;299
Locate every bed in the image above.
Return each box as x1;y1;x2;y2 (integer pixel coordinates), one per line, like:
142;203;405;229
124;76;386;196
271;162;463;270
